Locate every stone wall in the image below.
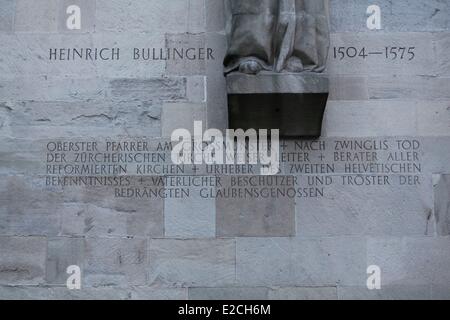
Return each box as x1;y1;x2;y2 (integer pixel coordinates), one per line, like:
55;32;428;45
0;0;449;300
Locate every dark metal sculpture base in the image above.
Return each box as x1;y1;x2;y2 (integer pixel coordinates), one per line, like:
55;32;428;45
228;93;328;138
226;72;329;139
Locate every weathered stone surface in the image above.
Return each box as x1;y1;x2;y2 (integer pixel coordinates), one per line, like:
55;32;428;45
0;176;61;236
164;176;216;238
206;32;228;132
0;77;108;102
329;76;369;100
1;100;161;139
367;237;450;286
165;33;207;76
432;285;450;300
337;285;431;300
328;33;436;76
161;102;206;137
148;239;235;287
84;237;148;287
109;77;186;102
422;137;450;174
0;139;42;176
236;237;366;287
368;76;450;100
434;175;450;236
417;101;450;136
322;101;417;137
46;237;85;285
436;33;450;76
329;0;450;32
323;98;450;137
295;175;433;237
268;287;337;300
0;0;15;32
206;0;226;32
216;176;295;237
0;237;47;285
189;287;269;300
0;286;130;300
15;0;58;32
60;179;164;238
96;0;205;33
187;76;206;103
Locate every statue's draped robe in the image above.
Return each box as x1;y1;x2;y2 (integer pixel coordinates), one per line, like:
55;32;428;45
224;0;329;73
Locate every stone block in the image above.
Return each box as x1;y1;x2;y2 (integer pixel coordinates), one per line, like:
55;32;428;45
322;100;417;137
0;176;62;236
61;204;127;237
422;137;450;174
165;33;207;76
337;285;431;300
431;285;450;300
216;176;296;237
148;239;235;287
0;286;129;300
436;33;450;76
434;175;450;236
236;237;366;287
15;0;58;32
96;0;204;33
84;237;148;287
0;0;15;32
0;237;47;285
268;287;337;300
60;178;164;238
417;101;450;136
295;174;433;237
187;76;206;103
206;0;226;32
368;76;450;100
189;287;269;300
206;32;228;131
109;78;186;102
0;77;108;102
367;237;450;286
164;176;216;238
46;237;85;285
329;76;369;100
161;102;206;137
3;100;161;139
0;139;42;176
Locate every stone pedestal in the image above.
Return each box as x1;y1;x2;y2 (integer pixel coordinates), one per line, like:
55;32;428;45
226;72;329;138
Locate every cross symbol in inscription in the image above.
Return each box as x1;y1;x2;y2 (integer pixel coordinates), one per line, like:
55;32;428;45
318;154;326;161
139;177;146;185
192;165;199;174
280;141;288;150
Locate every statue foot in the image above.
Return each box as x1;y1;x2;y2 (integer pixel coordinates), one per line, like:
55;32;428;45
285;57;304;73
239;60;263;75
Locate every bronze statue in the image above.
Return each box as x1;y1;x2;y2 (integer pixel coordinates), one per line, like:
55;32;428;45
224;0;329;75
